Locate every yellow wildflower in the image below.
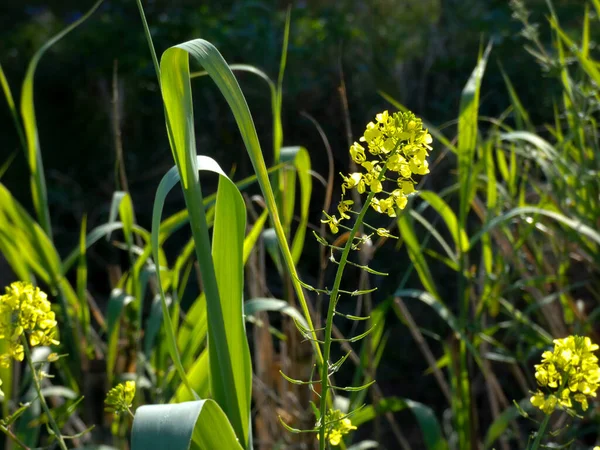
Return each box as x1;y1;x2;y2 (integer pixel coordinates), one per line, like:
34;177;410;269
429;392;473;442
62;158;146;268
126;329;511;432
321;213;341;234
105;380;136;415
0;282;59;367
337;200;354;220
319;409;357;447
530;335;600;414
349;142;366;164
322;110;431;235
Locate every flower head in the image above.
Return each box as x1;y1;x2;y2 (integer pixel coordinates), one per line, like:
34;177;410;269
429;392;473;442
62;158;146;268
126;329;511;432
322;110;431;234
530;335;600;414
319;409;357;446
105;380;136;415
0;282;59;367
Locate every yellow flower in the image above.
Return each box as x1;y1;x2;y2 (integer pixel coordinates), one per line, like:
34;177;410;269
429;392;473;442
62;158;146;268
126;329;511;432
341;173;365;195
337;200;354;220
319;410;357;447
0;282;59;366
530;335;600;414
105;380;136;415
323;110;431;233
321;213;341;234
376;228;397;239
349;142;366;164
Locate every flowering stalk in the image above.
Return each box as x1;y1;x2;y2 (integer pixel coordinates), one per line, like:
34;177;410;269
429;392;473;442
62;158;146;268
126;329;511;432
317;111;432;448
527;335;600;449
22;336;68;450
0;282;65;449
319;189;377;448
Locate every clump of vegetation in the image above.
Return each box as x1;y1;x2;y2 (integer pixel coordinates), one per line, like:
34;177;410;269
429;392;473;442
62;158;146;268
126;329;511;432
0;0;599;449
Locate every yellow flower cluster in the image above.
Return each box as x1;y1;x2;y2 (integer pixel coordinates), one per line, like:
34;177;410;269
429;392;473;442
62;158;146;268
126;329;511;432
322;110;431;233
320;409;357;446
105;380;136;415
530;335;600;414
0;282;59;367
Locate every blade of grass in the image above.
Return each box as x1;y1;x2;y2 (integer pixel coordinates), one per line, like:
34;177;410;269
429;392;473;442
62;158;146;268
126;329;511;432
20;0;104;236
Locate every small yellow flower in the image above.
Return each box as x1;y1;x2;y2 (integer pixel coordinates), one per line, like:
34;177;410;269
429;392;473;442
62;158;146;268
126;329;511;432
321;213;341;234
349;142;366;164
530;335;600;414
337;200;354;220
105;380;136;415
318;410;357;447
376;228;397;239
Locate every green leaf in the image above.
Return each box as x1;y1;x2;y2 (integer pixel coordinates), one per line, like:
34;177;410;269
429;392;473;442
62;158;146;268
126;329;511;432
76;215;91;346
244;298;309;332
106;289;134;385
280;146;312;263
352;397;448;450
457;42;491;225
397;214;440;299
131;400;243;450
419;191;469;253
171;350;210;403
19;0;104;236
469;206;600;248
151;156;251;445
160;39;322;369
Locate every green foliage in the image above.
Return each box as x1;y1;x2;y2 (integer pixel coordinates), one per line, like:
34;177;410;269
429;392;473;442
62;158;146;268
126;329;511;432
0;0;599;449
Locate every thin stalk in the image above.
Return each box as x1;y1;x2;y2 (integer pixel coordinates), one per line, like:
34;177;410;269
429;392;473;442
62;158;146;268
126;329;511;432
319;190;376;448
529;413;550;450
22;337;68;450
0;424;31;450
134;0;161;83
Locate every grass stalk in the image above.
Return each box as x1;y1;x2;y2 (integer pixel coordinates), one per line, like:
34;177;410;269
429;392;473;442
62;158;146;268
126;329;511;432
22;338;68;450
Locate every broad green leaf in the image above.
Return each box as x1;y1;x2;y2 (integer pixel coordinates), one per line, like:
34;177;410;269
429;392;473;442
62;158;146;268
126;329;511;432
131;400;243;450
171;350;210;403
160;39;322;371
151;156;251;445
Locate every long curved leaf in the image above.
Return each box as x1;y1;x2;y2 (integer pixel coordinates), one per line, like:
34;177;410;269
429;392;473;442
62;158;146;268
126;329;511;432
131;400;243;450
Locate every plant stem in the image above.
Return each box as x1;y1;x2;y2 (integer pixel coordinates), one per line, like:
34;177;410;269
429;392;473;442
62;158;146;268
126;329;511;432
319;185;383;448
22;338;68;450
529;413;551;450
134;0;161;83
0;424;31;450
318;147;402;449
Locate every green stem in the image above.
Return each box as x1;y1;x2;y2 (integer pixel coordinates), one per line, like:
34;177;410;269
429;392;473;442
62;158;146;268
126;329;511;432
319;190;376;449
22;338;68;450
529;413;551;450
134;0;161;83
0;423;31;450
